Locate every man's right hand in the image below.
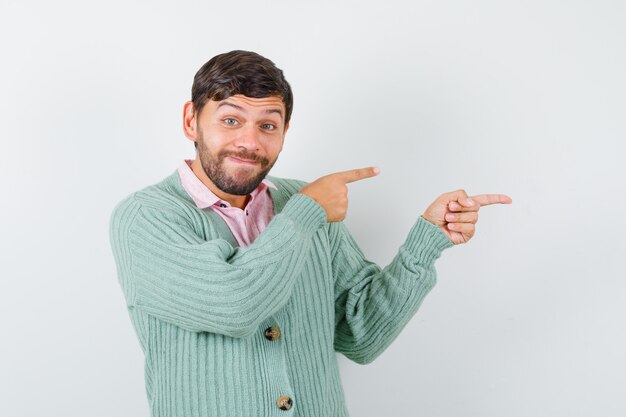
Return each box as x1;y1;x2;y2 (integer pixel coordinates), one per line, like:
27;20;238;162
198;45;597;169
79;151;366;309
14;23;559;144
298;167;380;222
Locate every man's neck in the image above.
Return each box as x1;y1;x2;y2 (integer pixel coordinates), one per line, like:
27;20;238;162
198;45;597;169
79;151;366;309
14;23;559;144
190;159;250;209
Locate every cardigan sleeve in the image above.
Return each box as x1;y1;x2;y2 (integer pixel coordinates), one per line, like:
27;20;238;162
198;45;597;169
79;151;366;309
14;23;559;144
109;192;326;338
331;215;454;364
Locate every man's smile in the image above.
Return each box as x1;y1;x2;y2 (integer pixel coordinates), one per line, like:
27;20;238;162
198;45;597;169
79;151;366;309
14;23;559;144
227;156;260;166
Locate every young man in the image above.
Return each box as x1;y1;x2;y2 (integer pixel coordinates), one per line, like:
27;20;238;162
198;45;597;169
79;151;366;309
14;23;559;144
109;50;512;417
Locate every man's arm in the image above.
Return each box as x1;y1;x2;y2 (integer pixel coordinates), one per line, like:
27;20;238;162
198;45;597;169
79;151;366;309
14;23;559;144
109;192;326;338
331;216;453;365
296;166;454;363
298;166;512;364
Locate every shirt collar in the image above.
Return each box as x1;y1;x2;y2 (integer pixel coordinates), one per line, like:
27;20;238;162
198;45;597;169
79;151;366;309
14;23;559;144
178;159;277;209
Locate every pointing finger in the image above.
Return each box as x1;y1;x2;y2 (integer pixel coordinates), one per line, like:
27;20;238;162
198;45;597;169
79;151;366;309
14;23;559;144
333;167;380;184
448;194;512;211
469;194;513;207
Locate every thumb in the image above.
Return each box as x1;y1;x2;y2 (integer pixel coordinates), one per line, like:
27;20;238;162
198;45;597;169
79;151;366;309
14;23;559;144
443;189;474;207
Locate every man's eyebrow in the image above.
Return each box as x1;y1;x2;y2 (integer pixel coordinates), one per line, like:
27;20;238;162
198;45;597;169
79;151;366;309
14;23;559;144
216;101;283;120
264;108;284;119
216;101;244;112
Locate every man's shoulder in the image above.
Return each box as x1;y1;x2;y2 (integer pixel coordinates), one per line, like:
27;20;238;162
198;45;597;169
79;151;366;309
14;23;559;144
110;170;192;225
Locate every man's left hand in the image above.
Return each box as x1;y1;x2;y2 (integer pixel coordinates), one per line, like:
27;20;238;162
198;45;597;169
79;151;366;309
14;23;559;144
422;189;512;245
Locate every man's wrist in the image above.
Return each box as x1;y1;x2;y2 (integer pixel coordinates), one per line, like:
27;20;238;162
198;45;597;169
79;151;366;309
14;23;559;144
402;216;454;265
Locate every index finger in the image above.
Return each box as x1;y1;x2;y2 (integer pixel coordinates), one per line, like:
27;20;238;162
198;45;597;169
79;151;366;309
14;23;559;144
333;167;380;184
469;194;513;207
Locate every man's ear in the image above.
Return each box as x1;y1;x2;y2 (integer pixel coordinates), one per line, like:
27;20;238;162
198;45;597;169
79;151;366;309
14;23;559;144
182;101;198;143
283;122;290;136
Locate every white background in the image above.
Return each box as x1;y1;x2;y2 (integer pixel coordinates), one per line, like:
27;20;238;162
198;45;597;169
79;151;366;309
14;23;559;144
1;0;624;416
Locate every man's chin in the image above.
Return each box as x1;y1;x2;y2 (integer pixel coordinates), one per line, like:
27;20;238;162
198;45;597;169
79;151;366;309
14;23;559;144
211;161;272;194
217;175;267;195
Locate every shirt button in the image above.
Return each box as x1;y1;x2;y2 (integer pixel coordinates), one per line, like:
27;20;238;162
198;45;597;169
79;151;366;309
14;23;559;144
220;203;226;208
277;395;293;411
264;326;281;341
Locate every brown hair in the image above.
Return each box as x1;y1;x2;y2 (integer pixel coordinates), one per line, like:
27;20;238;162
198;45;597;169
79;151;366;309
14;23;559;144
191;50;293;149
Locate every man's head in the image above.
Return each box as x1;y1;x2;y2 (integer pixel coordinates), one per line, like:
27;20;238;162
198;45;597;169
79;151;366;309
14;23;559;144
183;50;293;196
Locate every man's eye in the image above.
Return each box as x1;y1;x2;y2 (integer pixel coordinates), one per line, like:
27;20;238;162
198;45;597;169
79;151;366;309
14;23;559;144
224;118;238;126
262;123;276;131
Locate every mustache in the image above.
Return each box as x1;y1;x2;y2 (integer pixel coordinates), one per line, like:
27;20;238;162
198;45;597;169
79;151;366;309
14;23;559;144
220;150;269;165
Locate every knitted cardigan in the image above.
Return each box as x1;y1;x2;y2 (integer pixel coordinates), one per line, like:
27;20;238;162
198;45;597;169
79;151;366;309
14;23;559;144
108;169;454;417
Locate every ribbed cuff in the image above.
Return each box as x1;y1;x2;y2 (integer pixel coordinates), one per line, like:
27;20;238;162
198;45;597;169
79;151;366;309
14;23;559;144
402;215;454;265
279;193;327;235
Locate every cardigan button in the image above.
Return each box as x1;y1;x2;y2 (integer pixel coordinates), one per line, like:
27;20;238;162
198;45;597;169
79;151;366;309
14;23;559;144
277;395;293;410
264;326;281;341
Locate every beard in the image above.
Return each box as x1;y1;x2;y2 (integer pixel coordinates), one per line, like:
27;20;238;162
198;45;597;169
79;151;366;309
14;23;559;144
196;131;277;196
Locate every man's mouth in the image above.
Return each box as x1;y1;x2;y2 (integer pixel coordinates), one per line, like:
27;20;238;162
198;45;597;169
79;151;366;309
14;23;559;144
227;156;260;165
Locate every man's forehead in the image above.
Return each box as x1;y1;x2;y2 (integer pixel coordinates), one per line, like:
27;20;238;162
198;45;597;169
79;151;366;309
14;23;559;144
213;94;285;113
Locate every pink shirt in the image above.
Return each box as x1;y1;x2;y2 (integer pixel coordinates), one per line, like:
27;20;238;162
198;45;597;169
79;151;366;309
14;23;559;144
177;159;277;247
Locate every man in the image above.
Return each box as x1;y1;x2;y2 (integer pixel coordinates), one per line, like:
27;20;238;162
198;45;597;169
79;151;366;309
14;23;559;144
109;50;512;417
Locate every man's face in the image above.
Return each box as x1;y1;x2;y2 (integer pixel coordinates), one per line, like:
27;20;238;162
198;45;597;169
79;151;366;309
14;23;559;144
193;94;288;195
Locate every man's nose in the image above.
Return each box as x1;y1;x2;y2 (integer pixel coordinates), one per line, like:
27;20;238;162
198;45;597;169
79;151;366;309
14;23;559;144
233;124;262;150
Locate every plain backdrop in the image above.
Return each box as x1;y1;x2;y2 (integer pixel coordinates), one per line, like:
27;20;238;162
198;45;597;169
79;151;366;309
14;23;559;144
1;0;624;416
